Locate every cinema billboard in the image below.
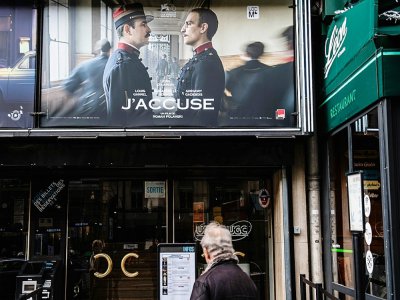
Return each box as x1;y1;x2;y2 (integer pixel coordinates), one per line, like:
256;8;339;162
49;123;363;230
0;0;297;129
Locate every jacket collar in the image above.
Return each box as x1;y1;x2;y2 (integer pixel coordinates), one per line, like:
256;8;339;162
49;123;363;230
193;42;213;55
118;42;140;56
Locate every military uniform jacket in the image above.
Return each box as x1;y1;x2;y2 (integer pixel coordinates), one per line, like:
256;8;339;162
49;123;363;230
103;43;153;127
175;46;225;127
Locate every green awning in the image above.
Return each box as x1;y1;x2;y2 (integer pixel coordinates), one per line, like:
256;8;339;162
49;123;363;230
319;49;400;132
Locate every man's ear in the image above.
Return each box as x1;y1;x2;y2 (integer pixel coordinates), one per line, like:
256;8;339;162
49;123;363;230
203;247;211;261
123;23;131;35
200;23;208;34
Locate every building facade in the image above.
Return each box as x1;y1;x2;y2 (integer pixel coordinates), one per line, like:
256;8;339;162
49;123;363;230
0;1;314;299
318;0;400;299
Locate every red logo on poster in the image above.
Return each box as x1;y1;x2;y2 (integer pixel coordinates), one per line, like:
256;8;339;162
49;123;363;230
275;109;286;120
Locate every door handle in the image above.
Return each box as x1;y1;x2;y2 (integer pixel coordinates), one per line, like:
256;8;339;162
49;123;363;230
93;253;113;278
93;252;140;278
121;253;140;278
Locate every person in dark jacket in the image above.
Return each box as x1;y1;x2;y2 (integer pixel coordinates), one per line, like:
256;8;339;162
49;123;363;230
156;54;169;96
222;37;295;127
190;222;258;300
103;3;154;127
221;41;274;126
176;7;225;127
63;38;111;120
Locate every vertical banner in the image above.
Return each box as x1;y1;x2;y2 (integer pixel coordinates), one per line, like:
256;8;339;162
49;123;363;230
40;0;295;129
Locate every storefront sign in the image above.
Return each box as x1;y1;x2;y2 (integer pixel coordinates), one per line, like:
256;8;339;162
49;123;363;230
320;55;379;132
145;181;166;198
324;17;347;79
194;221;252;241
32;179;66;212
324;0;374;84
364;180;381;190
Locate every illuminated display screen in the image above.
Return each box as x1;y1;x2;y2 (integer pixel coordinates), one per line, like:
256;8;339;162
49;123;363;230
158;243;197;300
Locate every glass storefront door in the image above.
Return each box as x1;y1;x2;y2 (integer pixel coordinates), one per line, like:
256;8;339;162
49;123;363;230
64;176;273;300
173;179;272;300
328;108;387;298
0;180;29;300
66;180;166;300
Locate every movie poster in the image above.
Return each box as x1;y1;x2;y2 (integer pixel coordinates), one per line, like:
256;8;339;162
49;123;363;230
39;0;295;128
0;2;36;128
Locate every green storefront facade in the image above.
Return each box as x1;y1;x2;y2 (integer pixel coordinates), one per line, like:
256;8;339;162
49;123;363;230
318;0;400;299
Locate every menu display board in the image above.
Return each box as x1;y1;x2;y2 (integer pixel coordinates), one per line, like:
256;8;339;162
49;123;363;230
346;171;365;232
158;243;197;300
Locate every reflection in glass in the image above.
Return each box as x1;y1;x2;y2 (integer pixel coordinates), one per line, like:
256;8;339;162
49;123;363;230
329;127;354;289
0;180;29;259
174;179;271;300
66;180;166;299
352;110;386;298
329;108;387;298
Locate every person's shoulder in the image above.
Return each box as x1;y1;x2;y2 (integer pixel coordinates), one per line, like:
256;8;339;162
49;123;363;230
195;50;223;71
198;48;221;62
110;49;137;62
228;64;246;75
108;50;143;70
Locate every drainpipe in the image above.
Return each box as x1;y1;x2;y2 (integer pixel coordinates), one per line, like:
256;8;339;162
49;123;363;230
307;134;323;284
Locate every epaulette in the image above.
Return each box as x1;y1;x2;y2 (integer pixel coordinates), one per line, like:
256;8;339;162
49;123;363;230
117;52;124;65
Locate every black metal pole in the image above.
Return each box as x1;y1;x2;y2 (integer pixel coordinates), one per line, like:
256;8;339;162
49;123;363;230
300;274;306;300
353;232;365;300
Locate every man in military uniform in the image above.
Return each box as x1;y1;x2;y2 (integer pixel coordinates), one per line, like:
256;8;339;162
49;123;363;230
103;3;154;127
176;7;225;127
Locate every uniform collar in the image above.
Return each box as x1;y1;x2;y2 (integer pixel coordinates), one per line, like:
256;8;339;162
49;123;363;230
118;42;140;56
193;42;213;55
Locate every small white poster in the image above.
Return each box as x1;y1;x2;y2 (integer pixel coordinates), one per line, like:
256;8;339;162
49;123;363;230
364;222;372;246
364;194;371;218
145;181;166;198
365;250;374;274
247;6;259;19
347;172;364;232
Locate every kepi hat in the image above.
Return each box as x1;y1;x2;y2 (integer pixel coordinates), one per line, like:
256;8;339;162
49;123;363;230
113;3;154;29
